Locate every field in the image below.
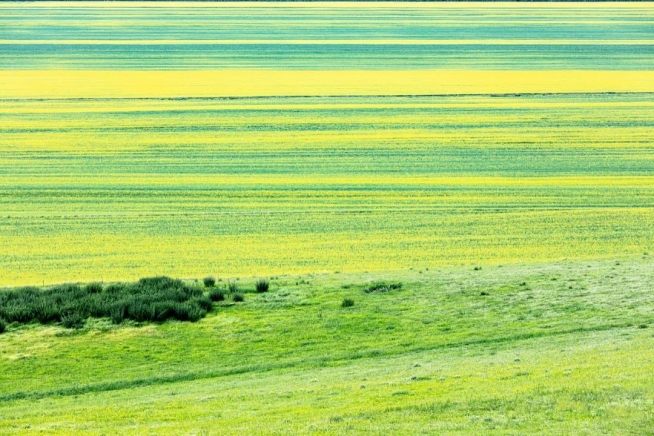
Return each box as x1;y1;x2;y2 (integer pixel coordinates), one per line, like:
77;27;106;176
1;2;654;285
2;259;654;434
1;2;654;434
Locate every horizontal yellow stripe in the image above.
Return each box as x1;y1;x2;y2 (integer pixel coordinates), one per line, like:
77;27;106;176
2;70;654;99
2;39;653;46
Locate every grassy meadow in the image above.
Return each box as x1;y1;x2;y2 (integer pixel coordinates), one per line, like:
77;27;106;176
2;258;654;434
1;1;654;434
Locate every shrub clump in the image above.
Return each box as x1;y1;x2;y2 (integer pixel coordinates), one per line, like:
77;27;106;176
341;298;355;308
85;282;103;294
363;282;402;294
232;293;245;303
0;318;6;334
61;312;85;329
209;288;226;302
228;281;239;294
0;276;211;328
255;278;270;293
203;276;216;288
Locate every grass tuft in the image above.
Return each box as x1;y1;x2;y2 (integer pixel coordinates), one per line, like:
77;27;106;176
209;288;226;302
233;293;245;303
364;282;402;294
342;298;355;308
255;279;270;293
203;276;216;288
85;282;103;294
61;312;85;329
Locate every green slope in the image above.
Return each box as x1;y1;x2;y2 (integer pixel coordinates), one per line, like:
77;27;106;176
1;257;653;434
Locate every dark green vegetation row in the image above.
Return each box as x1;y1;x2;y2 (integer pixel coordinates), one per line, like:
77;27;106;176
0;276;254;330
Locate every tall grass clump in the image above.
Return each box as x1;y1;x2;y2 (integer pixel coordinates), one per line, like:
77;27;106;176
61;312;85;329
233;293;245;303
209;288;226;302
341;298;355;308
0;318;6;334
255;278;270;293
228;281;239;294
203;276;216;287
85;282;103;294
363;282;402;294
0;276;211;328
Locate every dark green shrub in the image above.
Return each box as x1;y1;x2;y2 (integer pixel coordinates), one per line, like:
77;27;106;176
85;282;103;294
363;282;402;294
1;276;209;328
172;303;193;321
105;283;126;294
127;301;155;322
209;288;226;302
191;296;213;312
61;313;85;329
341;298;355;308
203;276;216;287
110;304;126;324
228;281;239;293
232;293;245;303
255;279;270;293
138;276;178;290
0;318;6;334
34;299;59;323
186;306;206;322
152;302;174;322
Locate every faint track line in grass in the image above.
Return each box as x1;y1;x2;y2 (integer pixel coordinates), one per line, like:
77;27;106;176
0;321;639;404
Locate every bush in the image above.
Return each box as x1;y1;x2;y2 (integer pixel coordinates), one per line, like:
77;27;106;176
341;298;355;308
209;288;226;302
255;278;269;293
85;282;103;294
61;312;85;329
0;318;6;334
228;281;239;293
105;283;126;294
187;306;206;322
138;276;177;290
0;276;211;328
203;276;216;287
191;296;213;312
363;282;402;294
110;304;126;325
232;293;245;303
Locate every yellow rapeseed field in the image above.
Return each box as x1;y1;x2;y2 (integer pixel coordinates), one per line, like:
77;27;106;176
1;2;653;286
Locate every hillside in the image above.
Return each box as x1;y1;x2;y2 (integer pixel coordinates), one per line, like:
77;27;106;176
1;257;653;434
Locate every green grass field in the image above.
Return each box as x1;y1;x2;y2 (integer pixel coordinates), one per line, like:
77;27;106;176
1;2;654;434
1;258;654;434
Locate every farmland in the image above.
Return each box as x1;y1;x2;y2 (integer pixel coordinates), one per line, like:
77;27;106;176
1;3;654;285
1;2;654;434
2;91;654;285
